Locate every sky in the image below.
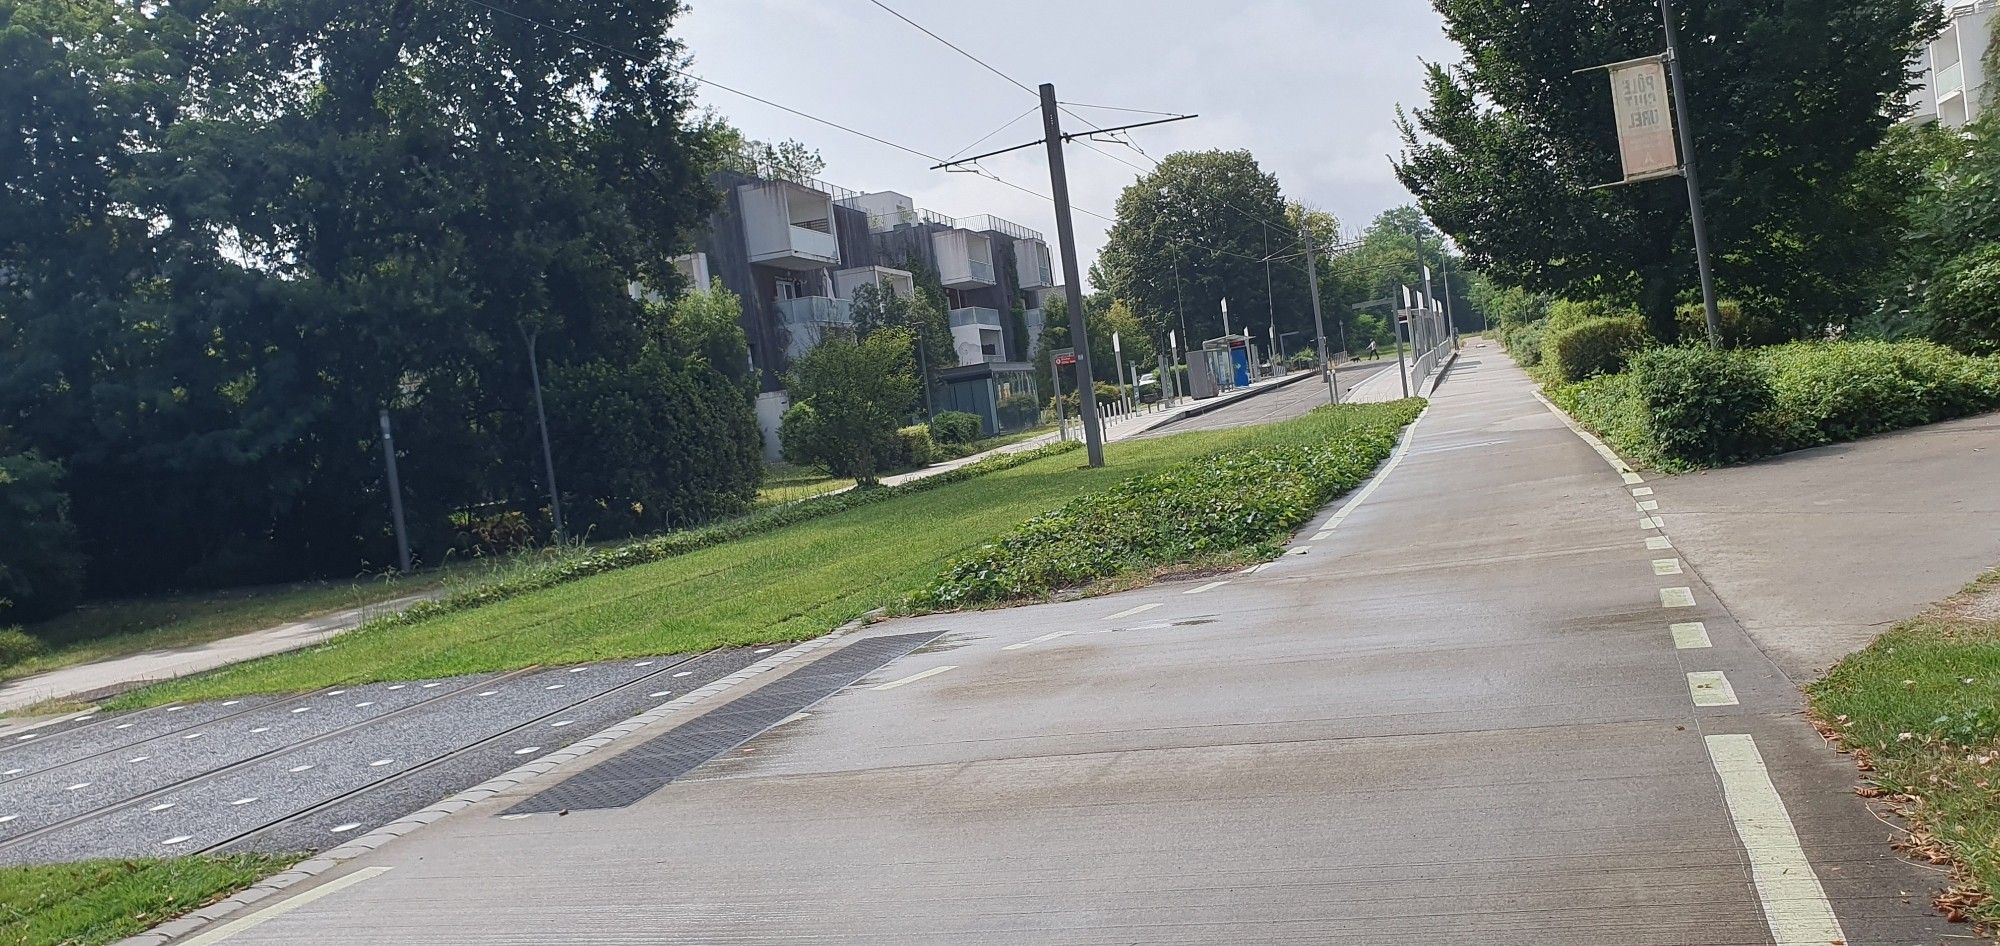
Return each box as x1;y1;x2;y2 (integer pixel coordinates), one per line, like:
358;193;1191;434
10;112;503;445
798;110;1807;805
673;1;1463;285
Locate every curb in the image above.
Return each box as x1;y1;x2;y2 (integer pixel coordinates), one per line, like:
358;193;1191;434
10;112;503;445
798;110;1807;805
116;611;889;946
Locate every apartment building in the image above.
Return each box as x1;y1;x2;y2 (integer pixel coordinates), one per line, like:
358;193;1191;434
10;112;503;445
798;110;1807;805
677;167;1058;458
1903;0;1996;128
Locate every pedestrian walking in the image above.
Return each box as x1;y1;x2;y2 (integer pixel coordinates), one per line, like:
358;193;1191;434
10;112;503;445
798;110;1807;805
1367;340;1379;361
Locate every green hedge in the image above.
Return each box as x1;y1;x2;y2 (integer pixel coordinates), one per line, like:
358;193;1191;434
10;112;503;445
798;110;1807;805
1545;316;1649;383
0;626;45;669
1501;322;1547;366
906;400;1424;610
1554;340;2000;469
928;411;982;445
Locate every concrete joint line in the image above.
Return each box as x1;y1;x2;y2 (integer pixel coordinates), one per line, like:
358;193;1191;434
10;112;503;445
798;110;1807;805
115;612;888;946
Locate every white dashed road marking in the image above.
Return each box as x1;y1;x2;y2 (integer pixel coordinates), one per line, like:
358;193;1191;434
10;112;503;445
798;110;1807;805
1652;559;1684;576
1705;734;1846;945
1004;631;1073;651
330;822;362;833
1310;531;1333;542
354;702;375;708
128;755;150;763
1687;671;1739;706
1646;536;1674;550
230;797;258;806
1660;587;1696;608
291;707;311;714
65;782;90;791
1104;603;1163;621
369;759;394;767
1622;472;1644;485
1671;622;1713;649
1632;487;1654;496
478;691;498;697
289;764;315;773
161;835;193;846
0;815;16;823
183;732;204;740
250;727;270;733
649;691;672;698
871;666;958;691
551;720;575;728
514;746;541;755
673;671;693;678
1636;500;1660;512
1184;581;1229;595
544;684;565;691
148;803;175;812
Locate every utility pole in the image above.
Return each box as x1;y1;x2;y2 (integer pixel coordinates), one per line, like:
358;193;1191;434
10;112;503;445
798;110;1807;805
1303;236;1337;405
916;333;936;420
1396;290;1412;399
525;331;565;541
1047;343;1068;440
1040;83;1105;466
1440;252;1459;347
378;409;412;574
1659;0;1723;347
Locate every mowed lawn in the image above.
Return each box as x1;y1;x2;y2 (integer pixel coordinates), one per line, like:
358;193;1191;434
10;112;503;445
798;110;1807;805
1;856;296;946
120;406;1391;706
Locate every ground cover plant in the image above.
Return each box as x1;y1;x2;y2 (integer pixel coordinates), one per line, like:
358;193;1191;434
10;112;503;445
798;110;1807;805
0;855;296;946
1808;570;2000;927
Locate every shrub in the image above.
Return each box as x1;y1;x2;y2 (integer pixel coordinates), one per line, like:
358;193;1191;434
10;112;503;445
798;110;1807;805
1502;322;1547;366
1546;316;1649;383
1631;346;1776;466
1547;373;1654;466
780;330;920;485
1545;298;1631;334
997;393;1040;430
1094;381;1124;405
907;400;1425;610
0;625;47;668
1674;299;1794;348
0;452;86;623
1287;350;1318;370
1761;340;2000;446
928;411;983;445
892;425;937;469
1926;243;2000;355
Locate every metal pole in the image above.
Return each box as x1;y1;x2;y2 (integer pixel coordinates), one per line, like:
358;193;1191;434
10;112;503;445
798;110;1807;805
1041;83;1104;466
1660;0;1723;348
916;333;935;420
378;409;412;574
1395;307;1411;398
1303;236;1337;405
1048;343;1068;440
1440;253;1459;347
526;332;565;541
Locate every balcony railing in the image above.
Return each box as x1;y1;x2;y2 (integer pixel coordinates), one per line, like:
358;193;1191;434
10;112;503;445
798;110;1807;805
1937;61;1966;99
957;214;1045;243
949;306;1002;329
777;296;854;329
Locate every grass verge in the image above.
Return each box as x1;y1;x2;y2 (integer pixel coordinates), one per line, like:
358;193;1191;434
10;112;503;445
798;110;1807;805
110;403;1417;708
1807;569;2000;926
5;574;452;688
906;400;1424;610
1;855;297;946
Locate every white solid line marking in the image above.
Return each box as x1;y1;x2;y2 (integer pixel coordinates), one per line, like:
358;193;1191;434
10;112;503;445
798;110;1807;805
1660;587;1696;608
1004;631;1073;651
230;797;258;806
1652;559;1684;576
1286;545;1312;556
1687;671;1739;706
1637;499;1660;511
289;764;315;772
1318;408;1428;535
514;746;541;755
1310;531;1333;542
161;835;193;846
369;759;393;767
1184;580;1229;595
1672;622;1713;649
1632;486;1654;496
1705;734;1846;945
148;803;175;812
1104;602;1164;621
176;866;396;946
330;823;363;833
871;666;958;691
1646;536;1674;550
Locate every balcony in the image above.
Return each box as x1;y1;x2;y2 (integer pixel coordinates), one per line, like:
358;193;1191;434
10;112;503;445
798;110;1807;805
671;252;711;289
949;306;1002;329
949;307;1005;365
738;180;842;270
775;296;854;360
832;266;916;302
933;229;996;289
1014;238;1055;289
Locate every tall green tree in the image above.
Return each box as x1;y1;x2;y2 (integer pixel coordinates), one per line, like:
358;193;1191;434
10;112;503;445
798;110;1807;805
1395;0;1941;338
779;330;920;486
1099;150;1313;347
0;0;733;592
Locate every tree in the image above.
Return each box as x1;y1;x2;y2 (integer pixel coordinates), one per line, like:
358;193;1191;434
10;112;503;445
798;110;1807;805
1099;150;1314;347
1033;295;1155;397
0;0;731;593
780;330;920;486
0;449;84;622
1395;0;1942;339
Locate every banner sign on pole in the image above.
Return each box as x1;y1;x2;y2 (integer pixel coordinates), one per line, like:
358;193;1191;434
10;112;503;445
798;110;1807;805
1608;57;1680;182
1054;347;1078;368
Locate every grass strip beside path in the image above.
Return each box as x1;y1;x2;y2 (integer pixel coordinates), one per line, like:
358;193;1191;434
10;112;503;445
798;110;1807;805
1;855;296;946
112;406;1407;708
907;400;1425;610
1807;569;2000;926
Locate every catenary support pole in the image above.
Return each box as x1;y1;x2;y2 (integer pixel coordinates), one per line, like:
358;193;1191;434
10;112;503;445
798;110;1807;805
526;332;565;541
378;409;412;574
1396;306;1411;399
1303;235;1337;405
1041;83;1104;466
1659;0;1724;348
1048;343;1068;440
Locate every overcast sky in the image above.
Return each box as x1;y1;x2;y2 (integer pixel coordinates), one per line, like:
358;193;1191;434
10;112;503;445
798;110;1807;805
675;1;1461;283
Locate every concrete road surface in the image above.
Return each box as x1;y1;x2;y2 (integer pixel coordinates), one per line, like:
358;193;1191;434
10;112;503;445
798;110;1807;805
138;341;1952;945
